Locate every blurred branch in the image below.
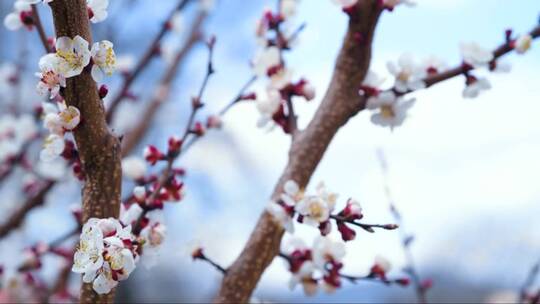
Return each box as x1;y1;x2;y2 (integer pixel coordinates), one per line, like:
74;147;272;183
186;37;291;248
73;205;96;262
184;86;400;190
376;149;429;304
105;0;193;123
31;5;52;53
520;259;540;303
121;11;207;157
132;36;216;235
0;180;55;239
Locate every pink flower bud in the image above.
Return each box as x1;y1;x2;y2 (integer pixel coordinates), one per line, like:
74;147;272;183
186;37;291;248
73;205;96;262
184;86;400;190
337;222;356;242
99;84;109;99
192;122;206;136
206;115;222;129
144;145;166;165
167;136;183;155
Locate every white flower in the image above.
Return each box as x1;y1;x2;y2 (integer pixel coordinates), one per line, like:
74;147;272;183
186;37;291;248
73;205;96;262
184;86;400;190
36;54;66;99
462;77;491;99
386;53;426;93
252;46;281;77
133;186;146;201
267;201;294;233
40;134;65;162
295;196;331;226
256;89;282;128
331;0;358;8
312;236;345;270
43;112;63;135
280;0;298;18
374;255;392;272
289;261;318;296
460;42;493;67
87;0;109;23
90;40;116;82
367;91;415;129
58;106;81;130
55;36;91;78
0;63;17;97
140;222;166;247
121;156;147;180
269;67;293;90
315;182;338;211
362;70;385;89
3;1;32;31
120;203;143;226
422;56;446;75
382;0;415;9
515;34;532;54
73;218;138;295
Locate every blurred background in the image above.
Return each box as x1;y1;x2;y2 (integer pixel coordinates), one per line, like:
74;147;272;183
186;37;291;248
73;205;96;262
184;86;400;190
1;0;539;302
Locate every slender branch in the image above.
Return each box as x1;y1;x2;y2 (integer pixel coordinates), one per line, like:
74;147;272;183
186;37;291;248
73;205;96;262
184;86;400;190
196;255;227;274
520;259;540;302
106;0;193;123
397;25;540;96
330;214;398;233
377;149;427;303
121;12;207;156
132;38;215;234
31;4;52;53
0;180;55;239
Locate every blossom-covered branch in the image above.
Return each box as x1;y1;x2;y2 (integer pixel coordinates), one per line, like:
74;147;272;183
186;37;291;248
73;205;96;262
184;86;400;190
215;1;382;301
47;0;123;302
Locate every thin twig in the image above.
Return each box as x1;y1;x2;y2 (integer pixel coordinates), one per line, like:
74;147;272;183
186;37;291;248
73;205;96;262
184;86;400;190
520;259;540;302
377;149;427;303
31;4;52;53
106;0;194;123
329;214;398;233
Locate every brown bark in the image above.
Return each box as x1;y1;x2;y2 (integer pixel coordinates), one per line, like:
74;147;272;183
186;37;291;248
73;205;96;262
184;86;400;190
214;2;381;302
49;0;122;303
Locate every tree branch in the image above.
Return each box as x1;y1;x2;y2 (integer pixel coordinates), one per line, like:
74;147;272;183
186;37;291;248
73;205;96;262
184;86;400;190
121;12;207;157
105;0;193;123
31;4;52;53
49;0;122;302
214;1;382;302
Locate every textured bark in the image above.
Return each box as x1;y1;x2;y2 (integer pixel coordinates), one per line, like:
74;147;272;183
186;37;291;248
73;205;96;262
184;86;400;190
49;0;122;303
214;2;381;302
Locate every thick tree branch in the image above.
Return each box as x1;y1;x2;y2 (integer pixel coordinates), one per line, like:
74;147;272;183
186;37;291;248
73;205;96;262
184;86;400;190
214;1;382;302
49;0;122;302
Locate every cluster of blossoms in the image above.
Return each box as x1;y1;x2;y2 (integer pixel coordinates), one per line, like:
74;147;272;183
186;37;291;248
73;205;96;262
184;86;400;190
36;35;116;98
359;28;535;130
72;218;137;294
251;2;315;132
267;180;397;241
3;0;109;31
35;35;116;163
281;237;408;295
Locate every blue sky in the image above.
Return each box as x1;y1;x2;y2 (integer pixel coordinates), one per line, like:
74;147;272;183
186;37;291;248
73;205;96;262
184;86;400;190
1;0;540;302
